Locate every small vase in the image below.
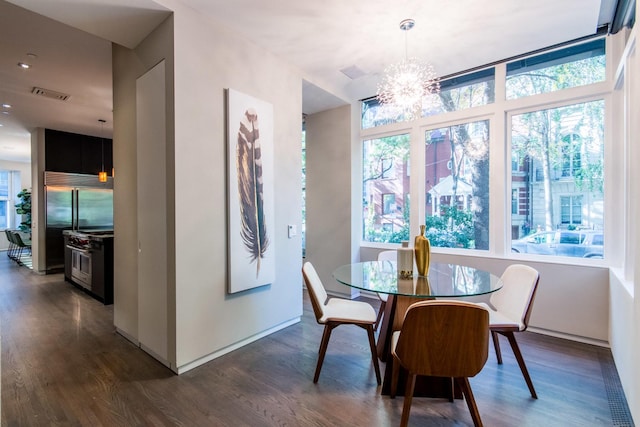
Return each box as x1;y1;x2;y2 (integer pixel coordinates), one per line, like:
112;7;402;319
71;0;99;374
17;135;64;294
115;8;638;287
397;241;414;279
414;225;431;276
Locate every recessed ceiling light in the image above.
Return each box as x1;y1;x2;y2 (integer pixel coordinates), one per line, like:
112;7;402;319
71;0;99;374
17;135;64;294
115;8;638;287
2;111;9;115
26;53;38;59
2;104;11;108
0;124;3;127
18;62;30;69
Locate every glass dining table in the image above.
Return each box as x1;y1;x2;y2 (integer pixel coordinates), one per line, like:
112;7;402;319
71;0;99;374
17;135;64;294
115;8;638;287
332;260;503;396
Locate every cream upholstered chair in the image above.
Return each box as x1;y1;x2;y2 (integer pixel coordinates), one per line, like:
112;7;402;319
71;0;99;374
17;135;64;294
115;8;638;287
391;300;489;427
302;262;381;385
477;264;540;398
374;250;396;330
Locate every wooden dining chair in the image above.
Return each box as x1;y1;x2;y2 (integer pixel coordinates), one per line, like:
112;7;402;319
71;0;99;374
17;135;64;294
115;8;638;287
374;250;396;330
391;300;489;427
476;264;540;398
302;262;381;385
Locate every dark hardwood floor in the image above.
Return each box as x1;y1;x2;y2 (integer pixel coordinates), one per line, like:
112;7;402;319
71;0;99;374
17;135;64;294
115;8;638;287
1;254;633;426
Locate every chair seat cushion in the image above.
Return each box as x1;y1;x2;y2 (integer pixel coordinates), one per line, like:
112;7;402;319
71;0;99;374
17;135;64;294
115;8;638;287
476;302;524;331
321;298;377;324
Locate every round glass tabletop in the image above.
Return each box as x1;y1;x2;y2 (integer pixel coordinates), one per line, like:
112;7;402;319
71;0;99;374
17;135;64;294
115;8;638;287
332;261;502;298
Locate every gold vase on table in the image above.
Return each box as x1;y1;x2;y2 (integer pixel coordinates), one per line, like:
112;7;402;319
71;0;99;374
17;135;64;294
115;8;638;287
414;225;431;276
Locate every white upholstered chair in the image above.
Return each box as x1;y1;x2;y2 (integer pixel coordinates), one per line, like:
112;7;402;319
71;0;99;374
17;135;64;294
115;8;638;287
302;262;381;385
374;250;397;330
477;264;540;398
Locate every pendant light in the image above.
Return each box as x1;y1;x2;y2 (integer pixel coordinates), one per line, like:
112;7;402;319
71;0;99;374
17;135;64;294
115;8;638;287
98;119;107;182
376;19;440;120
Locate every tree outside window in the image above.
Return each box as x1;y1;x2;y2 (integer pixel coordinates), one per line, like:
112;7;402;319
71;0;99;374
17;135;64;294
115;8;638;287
362;134;409;243
425;119;490;250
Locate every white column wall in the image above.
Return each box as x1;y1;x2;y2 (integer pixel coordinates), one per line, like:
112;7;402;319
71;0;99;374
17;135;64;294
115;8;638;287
166;0;303;371
609;10;640;423
305;105;357;297
115;1;304;372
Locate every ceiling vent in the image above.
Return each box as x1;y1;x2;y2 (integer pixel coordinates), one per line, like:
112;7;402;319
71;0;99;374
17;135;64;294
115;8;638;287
340;65;367;80
31;87;71;101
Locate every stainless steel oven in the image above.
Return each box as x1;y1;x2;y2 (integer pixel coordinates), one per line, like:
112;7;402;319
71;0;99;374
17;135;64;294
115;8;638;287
66;235;93;290
70;248;92;290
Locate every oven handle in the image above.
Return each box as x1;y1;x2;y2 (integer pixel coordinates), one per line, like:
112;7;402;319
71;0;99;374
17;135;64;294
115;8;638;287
66;245;92;255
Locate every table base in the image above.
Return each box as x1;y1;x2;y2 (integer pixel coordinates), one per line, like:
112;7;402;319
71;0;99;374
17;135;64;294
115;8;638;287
377;294;462;399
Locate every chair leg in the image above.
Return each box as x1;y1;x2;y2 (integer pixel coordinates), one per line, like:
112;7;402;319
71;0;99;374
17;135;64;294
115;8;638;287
390;356;400;398
366;325;382;385
491;330;503;364
503;331;537;399
456;377;483;427
400;372;417;427
313;323;336;383
375;300;386;331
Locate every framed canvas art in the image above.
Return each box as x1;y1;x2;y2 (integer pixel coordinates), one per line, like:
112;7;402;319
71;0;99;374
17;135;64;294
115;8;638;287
227;89;276;293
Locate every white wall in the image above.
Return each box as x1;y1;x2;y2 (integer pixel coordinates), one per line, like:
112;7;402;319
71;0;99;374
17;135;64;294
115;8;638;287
305;105;358;297
114;1;303;372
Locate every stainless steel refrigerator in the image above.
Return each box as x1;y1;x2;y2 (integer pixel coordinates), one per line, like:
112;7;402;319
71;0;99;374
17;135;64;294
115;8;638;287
44;172;113;271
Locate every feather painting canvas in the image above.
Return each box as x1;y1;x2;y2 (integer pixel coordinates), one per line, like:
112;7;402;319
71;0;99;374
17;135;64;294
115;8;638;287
227;89;276;293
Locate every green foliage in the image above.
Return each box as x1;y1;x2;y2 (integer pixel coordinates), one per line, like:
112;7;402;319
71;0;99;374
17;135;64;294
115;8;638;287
364;206;475;248
574;161;604;193
425;206;475;248
15;189;31;233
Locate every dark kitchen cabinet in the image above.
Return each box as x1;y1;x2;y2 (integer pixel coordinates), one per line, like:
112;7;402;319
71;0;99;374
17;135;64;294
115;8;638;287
91;237;114;305
45;129;113;176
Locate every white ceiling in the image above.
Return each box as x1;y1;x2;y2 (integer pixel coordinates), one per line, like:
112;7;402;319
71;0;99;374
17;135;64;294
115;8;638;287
0;0;618;163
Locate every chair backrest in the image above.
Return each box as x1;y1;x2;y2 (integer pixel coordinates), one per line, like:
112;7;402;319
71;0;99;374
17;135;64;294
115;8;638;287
377;250;397;262
490;264;540;331
302;262;327;323
394;300;489;378
12;232;27;247
5;229;15;244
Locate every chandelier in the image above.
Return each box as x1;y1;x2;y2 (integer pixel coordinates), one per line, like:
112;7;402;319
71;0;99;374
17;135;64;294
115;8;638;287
376;19;440;119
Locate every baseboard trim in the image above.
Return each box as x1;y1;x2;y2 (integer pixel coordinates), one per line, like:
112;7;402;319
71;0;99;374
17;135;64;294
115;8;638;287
175;317;301;375
527;326;609;347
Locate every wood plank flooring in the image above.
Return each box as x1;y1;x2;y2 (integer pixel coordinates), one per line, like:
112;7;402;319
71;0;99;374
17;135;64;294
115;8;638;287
0;254;633;426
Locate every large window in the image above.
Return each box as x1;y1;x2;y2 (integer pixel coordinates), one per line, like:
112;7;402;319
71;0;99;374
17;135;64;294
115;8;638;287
425;120;490;250
361;37;607;262
510;100;604;258
362;134;410;242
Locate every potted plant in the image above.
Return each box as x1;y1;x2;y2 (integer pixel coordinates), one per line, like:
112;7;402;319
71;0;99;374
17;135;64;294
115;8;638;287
15;188;32;233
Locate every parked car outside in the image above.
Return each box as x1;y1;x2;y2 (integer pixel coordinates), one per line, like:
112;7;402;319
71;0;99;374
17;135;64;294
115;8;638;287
511;230;603;258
